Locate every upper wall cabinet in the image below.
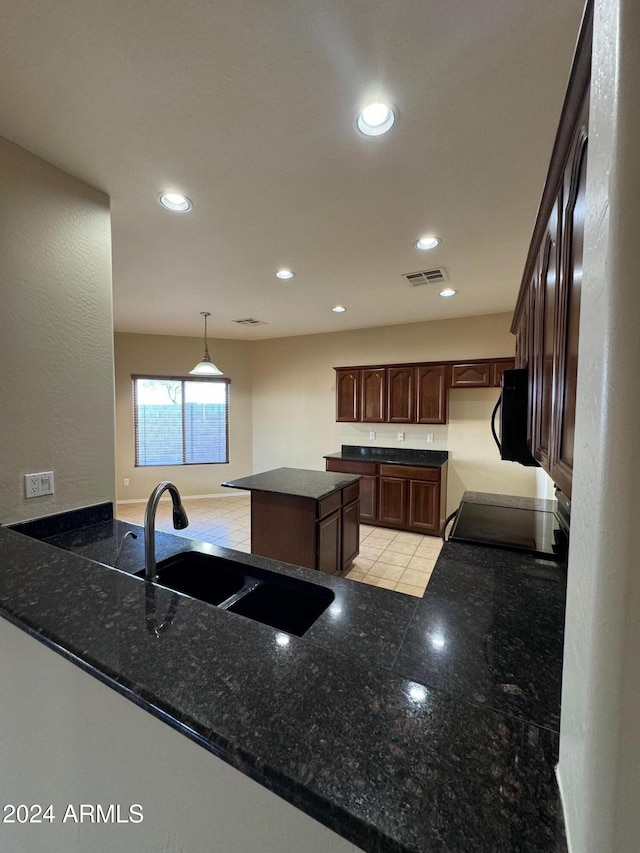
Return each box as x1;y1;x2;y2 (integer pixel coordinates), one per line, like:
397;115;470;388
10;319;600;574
334;357;512;424
511;0;592;498
335;369;360;422
387;367;415;423
361;368;386;423
415;364;448;424
450;362;491;388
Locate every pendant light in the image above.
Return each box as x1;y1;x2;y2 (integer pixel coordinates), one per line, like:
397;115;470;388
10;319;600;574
189;312;223;375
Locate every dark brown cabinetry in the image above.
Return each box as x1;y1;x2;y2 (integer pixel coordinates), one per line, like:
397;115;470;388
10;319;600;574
335;358;511;424
451;362;491;388
379;464;444;534
387;367;414;423
251;482;360;575
415;364;448;423
361;369;386;423
511;4;591;498
492;360;516;388
326;458;447;535
323;459;377;523
335;369;360;422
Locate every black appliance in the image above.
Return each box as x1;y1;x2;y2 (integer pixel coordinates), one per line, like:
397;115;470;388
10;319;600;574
491;368;538;467
444;499;568;560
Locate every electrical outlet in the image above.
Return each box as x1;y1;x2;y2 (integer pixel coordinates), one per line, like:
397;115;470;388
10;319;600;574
397;432;405;441
369;431;376;440
124;478;130;486
24;471;54;499
426;434;434;443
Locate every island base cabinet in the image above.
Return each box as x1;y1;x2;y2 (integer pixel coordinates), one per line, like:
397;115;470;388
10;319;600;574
250;485;359;576
341;499;360;569
251;492;317;571
317;510;342;575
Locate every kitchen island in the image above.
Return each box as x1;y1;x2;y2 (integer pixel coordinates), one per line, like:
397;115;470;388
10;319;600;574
1;501;568;852
222;467;361;575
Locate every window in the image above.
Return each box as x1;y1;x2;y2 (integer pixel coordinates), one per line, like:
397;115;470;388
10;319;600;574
133;376;229;466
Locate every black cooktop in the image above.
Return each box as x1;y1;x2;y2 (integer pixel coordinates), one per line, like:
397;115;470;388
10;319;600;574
449;501;568;559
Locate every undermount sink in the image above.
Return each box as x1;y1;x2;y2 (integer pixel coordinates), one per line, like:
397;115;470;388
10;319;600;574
136;551;334;637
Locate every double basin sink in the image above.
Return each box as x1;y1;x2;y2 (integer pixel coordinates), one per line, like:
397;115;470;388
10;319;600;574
136;551;334;637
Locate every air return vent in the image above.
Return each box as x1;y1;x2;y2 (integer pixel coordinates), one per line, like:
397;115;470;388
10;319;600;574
233;318;268;326
403;267;448;286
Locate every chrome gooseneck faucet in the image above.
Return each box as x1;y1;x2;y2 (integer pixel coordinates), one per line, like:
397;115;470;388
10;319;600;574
144;481;189;582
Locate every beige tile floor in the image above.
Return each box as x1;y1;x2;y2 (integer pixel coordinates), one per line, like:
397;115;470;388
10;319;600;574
116;496;442;598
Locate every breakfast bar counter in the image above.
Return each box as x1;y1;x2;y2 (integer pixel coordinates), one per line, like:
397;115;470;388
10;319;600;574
1;501;568;852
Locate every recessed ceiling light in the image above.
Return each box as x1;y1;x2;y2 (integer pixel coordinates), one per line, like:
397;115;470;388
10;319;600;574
332;305;347;313
415;236;440;251
159;192;192;213
275;269;295;280
357;102;396;137
439;288;457;297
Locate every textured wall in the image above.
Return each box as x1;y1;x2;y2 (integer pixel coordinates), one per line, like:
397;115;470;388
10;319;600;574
557;1;640;850
0;137;114;524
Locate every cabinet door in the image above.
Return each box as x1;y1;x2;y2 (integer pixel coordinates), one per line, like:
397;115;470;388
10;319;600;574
407;479;440;533
358;475;378;523
379;477;406;526
387;367;414;422
531;196;561;470
550;99;588;498
451;363;491;387
341;499;360;571
415;364;447;423
335;369;360;422
317;509;341;575
361;368;386;422
492;360;516;388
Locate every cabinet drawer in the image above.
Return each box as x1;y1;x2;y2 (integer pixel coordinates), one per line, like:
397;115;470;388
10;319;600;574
326;458;377;476
379;464;440;481
318;491;342;519
342;482;360;504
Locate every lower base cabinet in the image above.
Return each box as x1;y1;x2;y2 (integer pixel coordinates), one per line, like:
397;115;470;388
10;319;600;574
326;459;447;536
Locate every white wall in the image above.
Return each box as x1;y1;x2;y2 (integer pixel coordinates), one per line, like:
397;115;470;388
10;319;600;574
0;618;361;853
0;137;115;524
557;1;640;850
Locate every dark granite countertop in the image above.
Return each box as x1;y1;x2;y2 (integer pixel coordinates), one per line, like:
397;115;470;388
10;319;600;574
324;445;449;467
221;467;361;500
0;504;567;853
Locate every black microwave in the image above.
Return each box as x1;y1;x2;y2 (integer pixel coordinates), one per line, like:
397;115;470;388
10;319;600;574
491;368;538;467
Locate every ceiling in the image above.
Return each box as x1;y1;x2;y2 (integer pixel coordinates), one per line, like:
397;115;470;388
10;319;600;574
0;0;585;340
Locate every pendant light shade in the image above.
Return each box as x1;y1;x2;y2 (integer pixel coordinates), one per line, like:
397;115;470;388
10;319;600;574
190;312;223;376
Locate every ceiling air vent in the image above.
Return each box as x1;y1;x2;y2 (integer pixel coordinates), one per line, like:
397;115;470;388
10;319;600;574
233;318;268;326
403;267;448;287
